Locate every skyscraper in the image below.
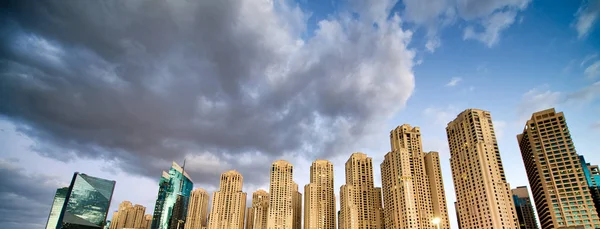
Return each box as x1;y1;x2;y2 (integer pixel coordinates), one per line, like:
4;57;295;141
185;188;210;229
292;182;302;229
424;152;450;229
339;153;382;229
511;186;539;229
517;108;600;229
208;170;247;229
144;215;153;229
447;109;518;229
247;189;269;229
381;125;449;229
267;160;294;229
51;172;116;229
304;160;335;229
579;156;600;218
110;201;147;229
151;162;193;229
46;187;68;229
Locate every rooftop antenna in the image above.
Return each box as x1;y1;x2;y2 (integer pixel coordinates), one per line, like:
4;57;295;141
179;158;187;193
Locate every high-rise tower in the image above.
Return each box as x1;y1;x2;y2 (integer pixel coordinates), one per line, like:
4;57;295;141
511;186;539;229
151;162;193;229
304;160;336;229
110;201;146;229
292;182;302;229
247;190;269;229
339;153;382;229
267;160;294;229
517;108;600;229
46;187;68;229
185;188;210;229
447;109;518;229
208;170;247;229
381;124;449;229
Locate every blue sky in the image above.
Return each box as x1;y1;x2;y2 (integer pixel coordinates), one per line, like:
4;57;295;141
0;0;599;229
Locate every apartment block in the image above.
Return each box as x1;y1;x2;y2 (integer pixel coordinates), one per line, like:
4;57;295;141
185;188;210;229
208;170;247;229
339;153;382;229
267;160;294;229
517;108;600;229
447;109;518;229
511;186;539;229
304;160;336;229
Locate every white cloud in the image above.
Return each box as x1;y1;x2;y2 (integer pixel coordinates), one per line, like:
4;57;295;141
423;105;461;125
591;120;600;130
402;0;531;49
581;53;598;67
584;60;600;79
573;0;600;39
463;10;518;47
517;85;562;123
492;120;507;139
445;77;462;87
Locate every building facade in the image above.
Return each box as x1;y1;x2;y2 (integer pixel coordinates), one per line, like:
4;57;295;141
267;160;295;229
292;182;302;229
447;109;518;229
247;189;269;229
51;172;116;229
579;156;600;218
185;188;210;229
110;201;146;229
304;160;336;229
381;125;450;229
339;153;382;229
151;162;193;229
511;186;539;229
208;170;247;229
46;187;69;229
517;108;600;229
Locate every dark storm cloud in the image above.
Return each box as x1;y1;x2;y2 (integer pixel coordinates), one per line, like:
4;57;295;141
0;159;63;229
0;0;415;188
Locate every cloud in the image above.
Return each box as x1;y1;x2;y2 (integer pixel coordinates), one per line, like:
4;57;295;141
517;82;600;122
445;77;462;87
0;159;65;229
423;105;461;125
573;0;600;39
591;121;600;130
581;53;598;67
584;60;600;79
401;0;530;50
0;0;416;193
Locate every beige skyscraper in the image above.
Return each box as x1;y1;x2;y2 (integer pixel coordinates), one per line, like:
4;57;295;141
144;214;152;229
304;160;336;229
110;201;146;229
380;124;449;229
339;153;382;229
208;170;247;229
185;188;210;229
424;152;450;229
517;108;600;229
447;109;518;229
247;189;269;229
292;182;302;229
267;160;294;229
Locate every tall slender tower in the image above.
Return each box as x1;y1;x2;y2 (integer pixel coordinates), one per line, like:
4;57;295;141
267;160;294;229
152;162;193;229
339;153;382;229
304;160;336;229
424;152;450;229
517;108;600;229
511;186;539;229
247;190;270;229
292;182;302;229
208;170;247;229
447;109;518;229
185;188;210;229
381;125;450;229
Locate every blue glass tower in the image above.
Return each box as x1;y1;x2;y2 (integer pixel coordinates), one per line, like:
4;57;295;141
50;172;116;229
151;162;193;229
579;155;600;218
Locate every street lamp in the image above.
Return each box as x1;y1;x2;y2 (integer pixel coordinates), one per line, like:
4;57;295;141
431;217;441;229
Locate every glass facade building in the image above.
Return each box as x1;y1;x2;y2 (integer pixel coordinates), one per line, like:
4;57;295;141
46;187;69;229
50;172;116;229
151;162;193;229
579;156;600;218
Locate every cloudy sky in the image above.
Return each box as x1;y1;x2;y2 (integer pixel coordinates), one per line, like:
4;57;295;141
1;0;599;228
